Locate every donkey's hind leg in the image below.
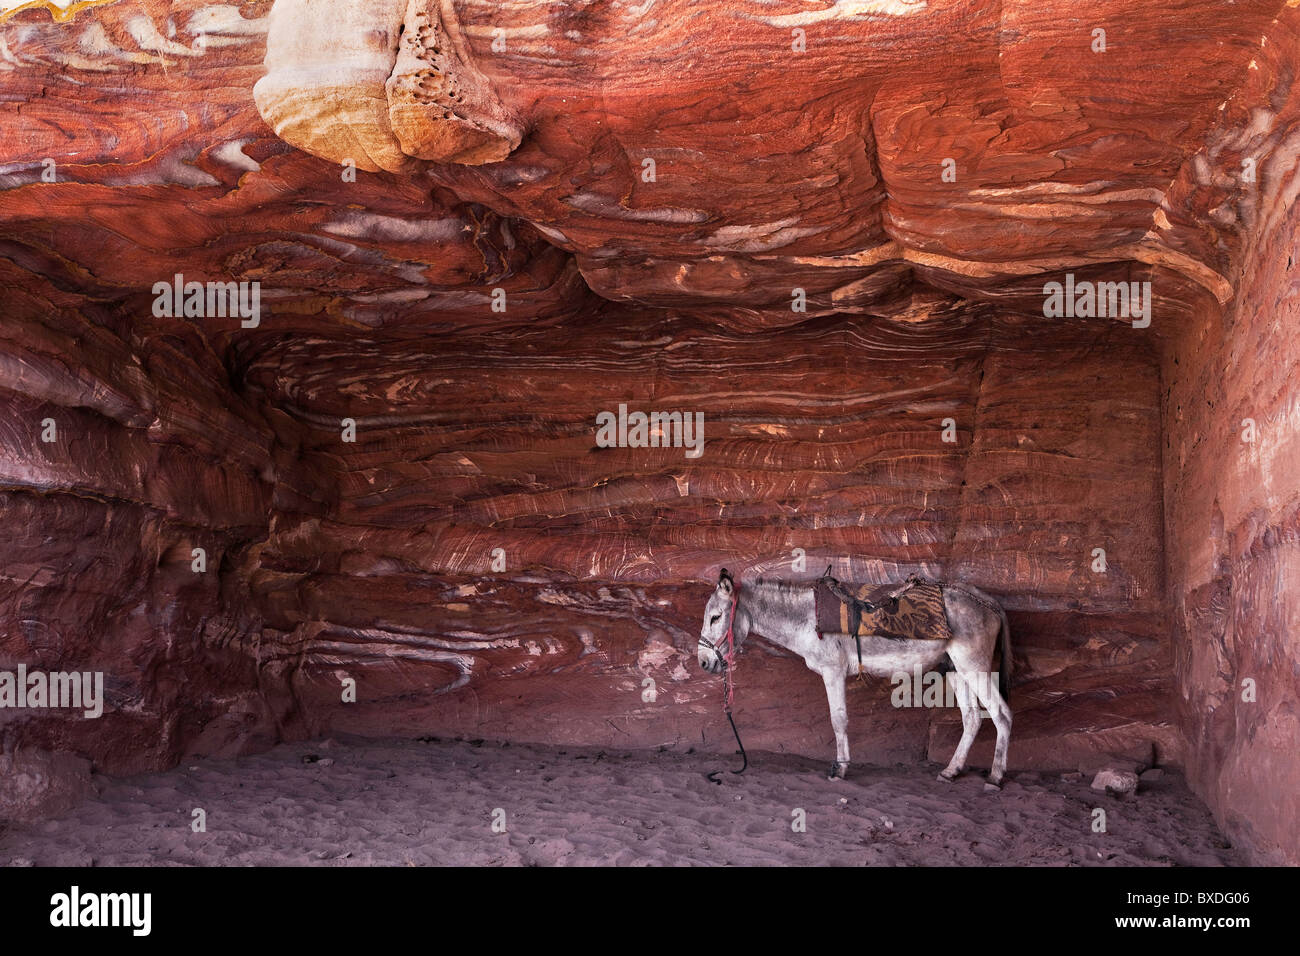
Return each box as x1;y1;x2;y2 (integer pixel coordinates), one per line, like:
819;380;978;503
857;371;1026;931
969;671;1012;789
938;670;980;782
947;622;1013;790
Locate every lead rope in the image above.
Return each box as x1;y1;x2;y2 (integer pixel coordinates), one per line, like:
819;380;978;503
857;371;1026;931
707;592;747;782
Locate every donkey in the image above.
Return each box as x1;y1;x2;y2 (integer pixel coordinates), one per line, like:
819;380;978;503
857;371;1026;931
697;569;1013;788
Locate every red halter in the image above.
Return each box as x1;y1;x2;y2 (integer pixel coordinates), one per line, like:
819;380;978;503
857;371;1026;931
703;582;748;779
720;590;739;711
699;585;740;711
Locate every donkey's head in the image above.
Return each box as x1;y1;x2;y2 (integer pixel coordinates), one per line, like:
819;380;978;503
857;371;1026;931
698;568;740;673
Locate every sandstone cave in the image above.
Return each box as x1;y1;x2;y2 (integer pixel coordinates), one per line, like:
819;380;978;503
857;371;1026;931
0;0;1297;869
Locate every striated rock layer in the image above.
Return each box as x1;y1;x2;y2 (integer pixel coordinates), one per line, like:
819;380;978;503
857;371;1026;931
243;309;1171;770
1160;7;1300;864
0;0;1296;863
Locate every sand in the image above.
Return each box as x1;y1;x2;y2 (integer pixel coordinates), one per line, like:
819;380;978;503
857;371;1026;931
0;737;1240;866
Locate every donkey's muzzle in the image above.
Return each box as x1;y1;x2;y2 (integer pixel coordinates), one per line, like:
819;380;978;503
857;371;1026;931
698;651;724;674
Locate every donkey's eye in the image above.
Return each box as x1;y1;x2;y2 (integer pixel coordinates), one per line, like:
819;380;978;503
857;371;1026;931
709;614;721;625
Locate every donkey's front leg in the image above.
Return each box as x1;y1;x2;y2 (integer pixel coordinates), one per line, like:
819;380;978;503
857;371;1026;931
821;669;850;780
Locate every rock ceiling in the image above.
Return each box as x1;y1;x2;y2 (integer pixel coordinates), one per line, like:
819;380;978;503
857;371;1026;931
2;0;1296;345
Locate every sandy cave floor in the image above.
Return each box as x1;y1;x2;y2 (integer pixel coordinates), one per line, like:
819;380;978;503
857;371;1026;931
0;737;1241;866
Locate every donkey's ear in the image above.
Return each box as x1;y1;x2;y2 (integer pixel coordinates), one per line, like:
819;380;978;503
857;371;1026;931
717;568;734;594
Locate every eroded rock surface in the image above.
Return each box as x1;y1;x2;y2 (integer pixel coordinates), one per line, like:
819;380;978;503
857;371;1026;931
0;0;1297;863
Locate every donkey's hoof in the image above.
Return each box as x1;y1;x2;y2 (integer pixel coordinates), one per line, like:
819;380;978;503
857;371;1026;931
938;770;958;783
984;780;1003;793
827;761;848;780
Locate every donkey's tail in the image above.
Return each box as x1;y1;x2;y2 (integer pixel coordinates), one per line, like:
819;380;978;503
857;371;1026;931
997;605;1012;701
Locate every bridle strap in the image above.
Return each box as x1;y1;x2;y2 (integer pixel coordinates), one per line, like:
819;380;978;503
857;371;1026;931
702;584;747;780
720;591;738;711
698;590;739;698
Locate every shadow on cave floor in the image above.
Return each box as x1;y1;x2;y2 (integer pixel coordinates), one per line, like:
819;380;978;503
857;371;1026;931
0;737;1241;866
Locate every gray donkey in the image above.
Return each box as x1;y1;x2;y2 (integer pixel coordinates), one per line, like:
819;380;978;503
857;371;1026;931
697;569;1013;789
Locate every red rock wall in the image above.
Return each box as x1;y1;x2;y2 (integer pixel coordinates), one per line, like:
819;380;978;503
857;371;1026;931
1160;11;1300;864
0;266;283;819
0;0;1296;865
241;308;1174;772
1;291;1175;817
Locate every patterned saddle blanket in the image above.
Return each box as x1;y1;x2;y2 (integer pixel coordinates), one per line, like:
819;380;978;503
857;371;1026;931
814;573;952;642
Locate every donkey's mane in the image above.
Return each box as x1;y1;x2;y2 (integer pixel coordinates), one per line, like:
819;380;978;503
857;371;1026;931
749;577;810;594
